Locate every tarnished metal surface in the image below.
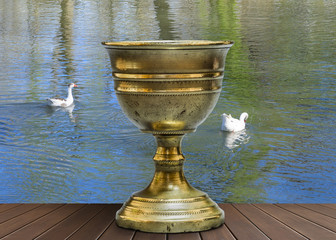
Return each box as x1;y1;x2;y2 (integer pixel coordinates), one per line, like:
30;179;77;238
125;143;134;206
103;40;233;233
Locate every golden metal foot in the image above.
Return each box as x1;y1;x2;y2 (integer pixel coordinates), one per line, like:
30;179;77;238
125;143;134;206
116;135;224;233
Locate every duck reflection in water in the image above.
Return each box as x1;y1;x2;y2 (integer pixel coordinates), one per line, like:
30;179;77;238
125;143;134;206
221;129;250;150
46;103;76;123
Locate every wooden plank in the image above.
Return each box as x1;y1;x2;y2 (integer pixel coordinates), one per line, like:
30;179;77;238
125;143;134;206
0;204;21;214
67;204;119;240
168;232;201;240
0;204;62;238
298;204;336;219
321;204;336;210
2;204;83;239
0;204;41;224
221;204;269;240
277;204;336;233
98;221;135;240
0;204;335;239
200;223;236;240
234;204;307;240
133;231;166;240
256;204;336;240
36;204;105;240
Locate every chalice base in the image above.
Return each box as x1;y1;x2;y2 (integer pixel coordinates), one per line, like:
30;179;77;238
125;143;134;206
116;189;224;233
116;134;224;233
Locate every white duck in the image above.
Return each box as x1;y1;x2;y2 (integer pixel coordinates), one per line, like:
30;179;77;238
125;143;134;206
221;112;248;132
47;83;78;107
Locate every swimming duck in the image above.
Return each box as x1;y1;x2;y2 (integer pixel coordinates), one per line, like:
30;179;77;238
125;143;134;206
47;83;78;107
221;112;248;132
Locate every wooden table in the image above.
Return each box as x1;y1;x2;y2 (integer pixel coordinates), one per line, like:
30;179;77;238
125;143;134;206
0;203;336;239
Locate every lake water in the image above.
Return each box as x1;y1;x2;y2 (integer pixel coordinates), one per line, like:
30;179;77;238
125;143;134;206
0;0;335;203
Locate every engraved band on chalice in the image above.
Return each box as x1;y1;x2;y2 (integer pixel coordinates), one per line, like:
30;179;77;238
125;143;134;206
102;40;233;233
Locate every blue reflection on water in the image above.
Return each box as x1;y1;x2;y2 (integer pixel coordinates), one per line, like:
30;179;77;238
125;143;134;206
0;0;336;203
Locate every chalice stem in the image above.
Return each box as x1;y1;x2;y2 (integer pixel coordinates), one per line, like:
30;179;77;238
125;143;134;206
150;135;193;196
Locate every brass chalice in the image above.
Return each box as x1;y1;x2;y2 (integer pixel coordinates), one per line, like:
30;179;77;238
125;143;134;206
102;40;233;233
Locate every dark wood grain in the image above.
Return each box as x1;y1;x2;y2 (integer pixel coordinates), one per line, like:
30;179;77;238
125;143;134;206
0;203;335;240
200;223;236;240
256;204;336;240
36;204;105;240
277;204;336;233
2;204;83;239
99;221;135;240
67;204;118;240
235;204;307;240
298;204;336;219
0;204;21;214
0;204;62;238
323;204;336;210
221;204;269;240
133;231;166;240
168;232;201;240
0;204;40;224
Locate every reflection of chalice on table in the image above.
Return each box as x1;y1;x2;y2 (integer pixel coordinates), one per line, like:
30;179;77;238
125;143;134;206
102;40;233;233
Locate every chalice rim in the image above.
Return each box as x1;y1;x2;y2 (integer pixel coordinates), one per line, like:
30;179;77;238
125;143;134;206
101;40;233;49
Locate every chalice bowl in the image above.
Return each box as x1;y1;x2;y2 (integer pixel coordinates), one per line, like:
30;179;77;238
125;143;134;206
102;40;233;233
